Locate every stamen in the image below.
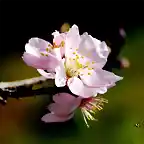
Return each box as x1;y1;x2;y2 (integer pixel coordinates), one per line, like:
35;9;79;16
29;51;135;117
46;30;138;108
60;41;65;47
88;72;91;75
46;48;49;52
40;53;45;56
80;96;108;127
88;67;93;70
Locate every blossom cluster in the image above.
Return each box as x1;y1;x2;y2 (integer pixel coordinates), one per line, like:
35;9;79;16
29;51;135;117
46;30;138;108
22;25;123;127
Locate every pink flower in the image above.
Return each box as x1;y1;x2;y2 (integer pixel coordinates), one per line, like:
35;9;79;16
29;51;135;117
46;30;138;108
54;25;123;98
23;24;123;98
41;93;108;127
41;93;82;123
22;32;66;79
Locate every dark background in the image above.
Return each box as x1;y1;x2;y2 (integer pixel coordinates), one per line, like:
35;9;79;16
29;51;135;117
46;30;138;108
0;8;143;53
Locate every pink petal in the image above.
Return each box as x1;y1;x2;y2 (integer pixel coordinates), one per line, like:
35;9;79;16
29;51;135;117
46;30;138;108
52;31;66;58
25;43;40;57
67;77;107;98
53;93;82;111
80;68;122;88
95;69;123;84
98;41;110;59
53;32;66;46
28;38;52;51
41;113;74;123
55;62;67;87
23;52;59;71
80;68;106;87
107;83;116;89
65;25;81;56
52;48;62;60
48;103;73;116
77;54;104;70
53;93;76;104
37;69;55;79
78;33;109;68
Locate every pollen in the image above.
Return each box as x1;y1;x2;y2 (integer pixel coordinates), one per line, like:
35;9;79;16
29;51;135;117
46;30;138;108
40;53;45;56
73;52;76;55
46;48;49;52
88;67;93;70
79;64;83;68
88;72;91;75
60;41;65;47
53;42;59;48
76;55;79;59
48;44;52;47
86;61;90;66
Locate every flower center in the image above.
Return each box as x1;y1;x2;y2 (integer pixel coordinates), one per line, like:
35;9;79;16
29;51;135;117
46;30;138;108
64;50;96;78
65;56;82;78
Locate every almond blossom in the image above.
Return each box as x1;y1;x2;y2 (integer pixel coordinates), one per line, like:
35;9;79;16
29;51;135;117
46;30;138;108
22;24;123;98
41;93;108;127
54;25;123;97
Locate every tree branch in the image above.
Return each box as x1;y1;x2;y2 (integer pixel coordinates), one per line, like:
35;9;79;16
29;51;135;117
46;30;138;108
0;76;69;105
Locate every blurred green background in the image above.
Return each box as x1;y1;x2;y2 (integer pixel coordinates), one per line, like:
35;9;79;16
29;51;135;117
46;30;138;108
0;26;144;144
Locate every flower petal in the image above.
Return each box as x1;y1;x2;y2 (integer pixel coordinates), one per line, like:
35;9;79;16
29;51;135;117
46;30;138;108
53;93;76;104
41;113;74;123
53;48;62;60
28;38;52;51
78;33;109;68
67;77;107;98
80;68;123;88
80;68;107;87
52;31;66;59
23;52;59;71
65;24;81;56
96;69;123;84
25;43;40;57
52;31;66;46
37;69;55;79
55;61;67;87
107;83;116;89
48;103;73;116
53;93;82;111
93;39;109;59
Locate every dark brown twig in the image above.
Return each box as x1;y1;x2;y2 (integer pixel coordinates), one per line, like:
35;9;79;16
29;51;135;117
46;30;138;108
0;76;69;105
